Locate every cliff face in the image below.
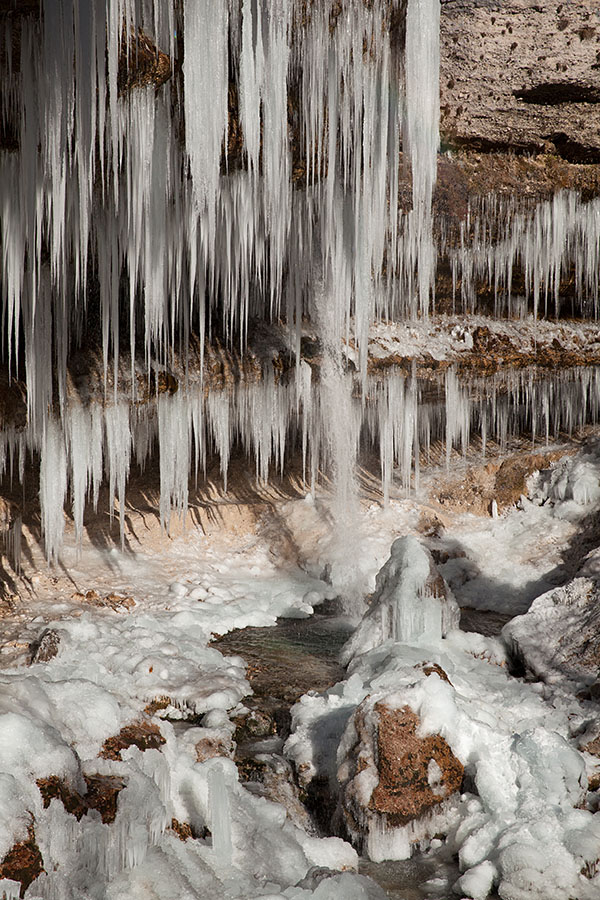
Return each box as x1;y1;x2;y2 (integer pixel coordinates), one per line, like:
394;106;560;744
439;0;600;162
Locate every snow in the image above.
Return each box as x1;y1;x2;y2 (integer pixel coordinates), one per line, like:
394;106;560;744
1;444;600;897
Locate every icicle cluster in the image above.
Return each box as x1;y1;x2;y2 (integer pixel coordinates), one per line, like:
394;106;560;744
443;192;600;318
0;0;444;556
1;365;599;561
2;1;600;559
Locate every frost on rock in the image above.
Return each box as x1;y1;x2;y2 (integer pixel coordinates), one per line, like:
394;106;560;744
341;536;460;665
503;575;600;687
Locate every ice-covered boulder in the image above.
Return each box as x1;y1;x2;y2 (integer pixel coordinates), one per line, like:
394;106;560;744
337;696;464;862
503;576;600;687
341;536;460;665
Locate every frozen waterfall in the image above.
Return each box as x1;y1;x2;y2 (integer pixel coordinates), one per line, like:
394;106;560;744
1;0;600;560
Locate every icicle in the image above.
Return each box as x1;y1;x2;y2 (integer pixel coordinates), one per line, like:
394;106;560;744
405;0;440;315
184;0;229;245
208;762;233;865
40;418;68;563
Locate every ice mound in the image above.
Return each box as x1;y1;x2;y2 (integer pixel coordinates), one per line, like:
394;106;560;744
340;536;460;665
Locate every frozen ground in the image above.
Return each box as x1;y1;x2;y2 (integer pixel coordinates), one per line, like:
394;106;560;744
0;444;600;898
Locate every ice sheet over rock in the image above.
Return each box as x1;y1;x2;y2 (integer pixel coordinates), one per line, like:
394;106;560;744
340;535;460;665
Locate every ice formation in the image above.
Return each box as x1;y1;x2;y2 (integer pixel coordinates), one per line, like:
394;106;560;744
2;0;598;559
286;612;600;897
340;535;459;664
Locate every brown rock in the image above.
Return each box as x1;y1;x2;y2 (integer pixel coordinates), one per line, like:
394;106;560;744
0;824;44;897
415;661;453;685
37;774;125;825
144;695;173;716
170;818;193;841
82;774;125;824
369;704;463;826
339;694;464;855
100;721;165;761
494;451;568;511
117;28;171;95
29;628;61;663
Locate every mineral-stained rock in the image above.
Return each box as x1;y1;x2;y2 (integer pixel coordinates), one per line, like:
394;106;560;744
100;721;165;760
338;698;464;860
0;824;44;897
37;773;125;825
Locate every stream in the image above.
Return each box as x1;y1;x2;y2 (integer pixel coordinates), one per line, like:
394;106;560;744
212;605;508;899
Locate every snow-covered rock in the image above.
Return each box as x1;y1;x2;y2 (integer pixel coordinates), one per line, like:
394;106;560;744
503;576;600;687
337;694;464;863
341;536;460;665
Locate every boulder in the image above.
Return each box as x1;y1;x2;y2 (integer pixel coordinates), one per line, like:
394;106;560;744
503;575;600;685
337;698;464;861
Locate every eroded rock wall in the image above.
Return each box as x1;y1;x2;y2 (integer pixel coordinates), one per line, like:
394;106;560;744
440;0;600;162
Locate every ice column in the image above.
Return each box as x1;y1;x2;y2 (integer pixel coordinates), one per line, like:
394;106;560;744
405;0;440;315
208;762;233;866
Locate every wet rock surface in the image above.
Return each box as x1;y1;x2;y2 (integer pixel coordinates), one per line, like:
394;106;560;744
214;616;352;838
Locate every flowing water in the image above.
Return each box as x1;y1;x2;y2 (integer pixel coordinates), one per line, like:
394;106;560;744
213;606;508;899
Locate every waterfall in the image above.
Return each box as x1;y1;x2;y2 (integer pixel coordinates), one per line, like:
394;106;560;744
1;0;599;559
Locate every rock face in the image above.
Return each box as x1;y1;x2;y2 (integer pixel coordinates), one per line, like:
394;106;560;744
440;0;600;162
338;698;464;861
341;536;460;665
